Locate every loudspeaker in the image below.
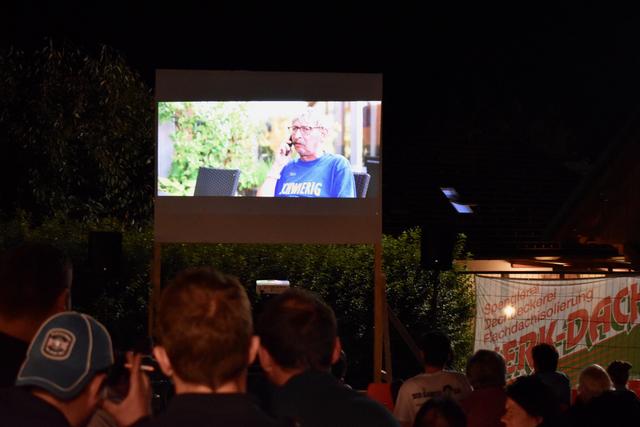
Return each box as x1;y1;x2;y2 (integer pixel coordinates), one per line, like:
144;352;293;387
420;225;456;271
88;232;122;277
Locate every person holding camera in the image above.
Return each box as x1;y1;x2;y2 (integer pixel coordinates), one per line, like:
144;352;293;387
0;312;148;427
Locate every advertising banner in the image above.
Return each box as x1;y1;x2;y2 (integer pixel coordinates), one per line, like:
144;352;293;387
474;276;640;384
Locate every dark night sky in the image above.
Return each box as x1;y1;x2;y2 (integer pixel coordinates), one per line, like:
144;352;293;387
4;4;640;233
5;5;640;143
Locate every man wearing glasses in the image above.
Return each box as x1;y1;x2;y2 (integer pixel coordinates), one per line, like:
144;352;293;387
257;109;356;198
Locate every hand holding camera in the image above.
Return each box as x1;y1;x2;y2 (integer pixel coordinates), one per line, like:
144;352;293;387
101;352;153;426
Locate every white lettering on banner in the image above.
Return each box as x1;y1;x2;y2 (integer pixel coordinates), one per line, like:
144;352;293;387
474;276;640;379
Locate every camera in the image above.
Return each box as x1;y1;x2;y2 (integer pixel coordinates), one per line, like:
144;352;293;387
102;351;173;414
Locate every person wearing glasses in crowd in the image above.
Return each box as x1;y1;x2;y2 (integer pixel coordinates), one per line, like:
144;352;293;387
257;108;356;198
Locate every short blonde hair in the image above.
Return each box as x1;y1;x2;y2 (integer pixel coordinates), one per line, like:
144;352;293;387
578;364;613;403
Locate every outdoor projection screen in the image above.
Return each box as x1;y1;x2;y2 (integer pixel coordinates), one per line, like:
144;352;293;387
154;70;383;243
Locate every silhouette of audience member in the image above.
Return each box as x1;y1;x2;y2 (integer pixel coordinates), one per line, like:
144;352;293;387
502;375;559;427
0;312;119;427
413;396;467;427
107;267;277;427
394;331;471;427
606;360;638;399
569;363;640;427
564;364;613;427
0;243;71;387
257;288;398;427
460;350;507;427
575;364;612;405
584;386;640;427
530;343;570;410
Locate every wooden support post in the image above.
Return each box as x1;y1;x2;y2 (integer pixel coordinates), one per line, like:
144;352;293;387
382;281;393;382
374;240;384;382
149;242;162;336
388;308;422;365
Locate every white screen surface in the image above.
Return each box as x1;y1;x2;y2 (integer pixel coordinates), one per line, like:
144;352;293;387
155;70;382;244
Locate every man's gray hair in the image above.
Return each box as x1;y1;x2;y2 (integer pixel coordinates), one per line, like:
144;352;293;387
293;107;331;130
578;364;613;403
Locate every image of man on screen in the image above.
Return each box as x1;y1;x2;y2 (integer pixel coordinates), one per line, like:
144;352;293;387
257;109;356;198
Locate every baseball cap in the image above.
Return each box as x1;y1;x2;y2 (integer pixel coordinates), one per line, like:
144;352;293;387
16;311;114;400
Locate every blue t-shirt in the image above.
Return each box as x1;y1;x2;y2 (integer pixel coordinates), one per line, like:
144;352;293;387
275;154;356;198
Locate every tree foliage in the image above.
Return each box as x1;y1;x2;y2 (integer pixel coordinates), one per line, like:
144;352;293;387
0;218;474;388
0;216;152;348
0;40;154;227
158;102;269;195
0;40;476;388
384;230;475;377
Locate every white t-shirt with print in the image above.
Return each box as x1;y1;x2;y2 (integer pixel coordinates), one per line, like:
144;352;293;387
393;370;472;425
